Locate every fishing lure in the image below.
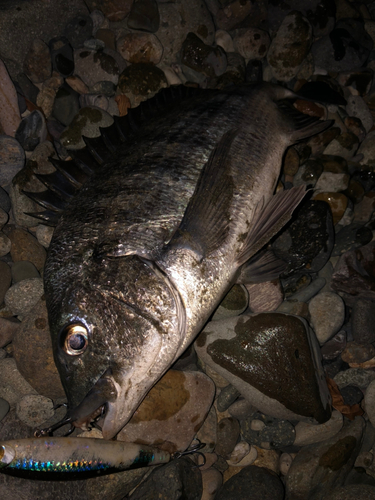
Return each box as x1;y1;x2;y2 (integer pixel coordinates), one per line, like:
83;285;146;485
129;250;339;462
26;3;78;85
0;437;205;475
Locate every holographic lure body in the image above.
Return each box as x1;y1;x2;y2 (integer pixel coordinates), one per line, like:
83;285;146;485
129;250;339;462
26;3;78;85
0;437;170;474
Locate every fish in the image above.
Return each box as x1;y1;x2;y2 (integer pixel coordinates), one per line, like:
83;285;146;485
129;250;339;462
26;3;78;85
27;83;333;440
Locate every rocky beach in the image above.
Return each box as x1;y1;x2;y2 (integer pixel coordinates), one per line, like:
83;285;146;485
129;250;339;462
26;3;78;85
1;0;375;498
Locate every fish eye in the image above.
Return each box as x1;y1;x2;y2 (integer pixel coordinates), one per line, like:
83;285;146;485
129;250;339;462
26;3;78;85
62;324;89;356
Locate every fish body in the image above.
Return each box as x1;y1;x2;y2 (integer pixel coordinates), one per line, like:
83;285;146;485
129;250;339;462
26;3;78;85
0;437;169;474
43;83;332;439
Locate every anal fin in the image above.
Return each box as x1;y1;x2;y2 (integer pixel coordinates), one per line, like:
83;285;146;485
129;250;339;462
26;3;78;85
237;249;287;284
236;186;307;267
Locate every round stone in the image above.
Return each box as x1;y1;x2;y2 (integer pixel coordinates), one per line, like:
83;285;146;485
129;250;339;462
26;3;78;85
4;278;44;316
308;292;345;345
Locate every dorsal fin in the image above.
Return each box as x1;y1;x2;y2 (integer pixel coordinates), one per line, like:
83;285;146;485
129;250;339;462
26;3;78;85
24;85;210;227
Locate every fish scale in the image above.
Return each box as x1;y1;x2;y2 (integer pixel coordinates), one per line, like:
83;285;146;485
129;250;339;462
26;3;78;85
26;83;334;440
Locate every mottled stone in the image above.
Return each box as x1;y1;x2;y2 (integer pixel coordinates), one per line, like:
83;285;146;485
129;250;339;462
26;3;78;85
241;411;296;450
351;296;375;345
117;370;215;454
60;106;114;150
267;12;312;82
285;417;365;500
118;63;167;104
117;33;163;65
15;110;47;151
334;368;375;390
342;342;375;365
195;313;331;424
308;292;345;345
181;32;227;78
216;465;284;500
12;299;65;400
35;224;54;248
273;200;334;275
212;284;248;320
233;28;270;60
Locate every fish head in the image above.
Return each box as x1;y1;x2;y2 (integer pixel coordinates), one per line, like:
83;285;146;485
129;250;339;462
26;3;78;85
45;251;185;439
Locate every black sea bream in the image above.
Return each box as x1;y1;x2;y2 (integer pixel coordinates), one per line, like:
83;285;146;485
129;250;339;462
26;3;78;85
35;84;332;439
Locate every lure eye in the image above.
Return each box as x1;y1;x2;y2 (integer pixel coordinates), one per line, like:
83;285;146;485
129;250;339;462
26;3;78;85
62;324;89;356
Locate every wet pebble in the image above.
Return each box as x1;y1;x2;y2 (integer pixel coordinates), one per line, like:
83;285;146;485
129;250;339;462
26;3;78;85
0;262;12;306
241;412;296;450
7;227;46;272
212;284;248;320
216;384;241;413
0;135;25;187
308;291;345;344
0;317;19;348
341;341;375;365
23;38;51;84
293;411;343;447
117;33;163;65
11;261;40;283
351;296;375;345
201;467;222;500
16;394;54;427
341;385;363;406
214;417;240;459
216;465;284;500
0;232;11;257
233;28;270;60
334;368;375;391
0;357;38;406
15;110;47;151
4;277;44;316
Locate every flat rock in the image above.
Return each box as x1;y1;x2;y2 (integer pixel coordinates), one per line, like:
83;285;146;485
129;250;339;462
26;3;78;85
195;313;332;424
16;394;54;427
117;370;215;454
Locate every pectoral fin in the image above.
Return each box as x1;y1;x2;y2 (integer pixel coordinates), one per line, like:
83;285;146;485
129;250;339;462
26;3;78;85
168;129;238;259
237;249;287;284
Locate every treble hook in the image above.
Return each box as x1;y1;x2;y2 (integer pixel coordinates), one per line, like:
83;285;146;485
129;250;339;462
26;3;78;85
172;439;206;467
34;414;74;438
